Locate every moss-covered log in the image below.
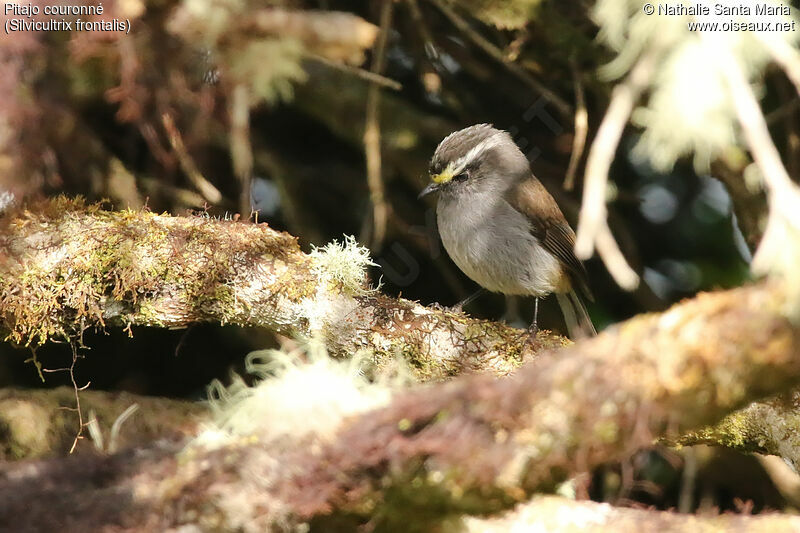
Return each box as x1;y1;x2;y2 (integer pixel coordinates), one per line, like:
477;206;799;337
1;278;799;530
0;198;565;379
0;387;205;460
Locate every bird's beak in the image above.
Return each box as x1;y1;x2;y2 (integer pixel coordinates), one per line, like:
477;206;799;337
418;182;441;199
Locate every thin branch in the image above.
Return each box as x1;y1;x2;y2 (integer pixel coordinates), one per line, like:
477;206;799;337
362;0;393;251
161;113;223;205
305;53;402;91
574;52;656;290
229;83;254;217
595;223;639;290
564;59;588;191
42;342;91;453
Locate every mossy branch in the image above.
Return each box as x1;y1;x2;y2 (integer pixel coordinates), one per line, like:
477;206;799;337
673;390;800;470
0;198;564;379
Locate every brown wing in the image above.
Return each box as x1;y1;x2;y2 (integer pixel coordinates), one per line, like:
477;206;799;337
506;176;594;301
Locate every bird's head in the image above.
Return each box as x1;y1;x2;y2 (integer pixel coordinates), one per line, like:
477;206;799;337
419;124;528;199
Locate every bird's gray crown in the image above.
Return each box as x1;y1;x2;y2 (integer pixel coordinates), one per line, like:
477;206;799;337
429;124;509;181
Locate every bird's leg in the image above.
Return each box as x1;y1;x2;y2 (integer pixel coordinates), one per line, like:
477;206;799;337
523;297;541;348
528;297;540;337
450;288;486;313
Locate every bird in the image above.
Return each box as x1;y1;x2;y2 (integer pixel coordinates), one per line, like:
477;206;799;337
418;123;595;338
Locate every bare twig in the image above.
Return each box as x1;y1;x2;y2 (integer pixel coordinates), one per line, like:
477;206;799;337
229;84;254;217
722;53;797;196
139;176;208;208
362;0;393;251
161;113;223;205
428;0;572;118
42;342;90;453
305;53;402;91
564;59;588;191
574;52;656;290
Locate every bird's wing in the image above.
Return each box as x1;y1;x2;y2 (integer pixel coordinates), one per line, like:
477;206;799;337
505;176;594;301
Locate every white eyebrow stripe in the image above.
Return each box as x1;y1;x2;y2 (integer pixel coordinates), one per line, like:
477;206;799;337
446;133;504;176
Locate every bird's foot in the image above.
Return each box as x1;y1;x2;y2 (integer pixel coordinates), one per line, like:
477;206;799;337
522;325;545;355
525;323;539;343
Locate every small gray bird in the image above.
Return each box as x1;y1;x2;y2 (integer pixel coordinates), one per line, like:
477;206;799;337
419;124;595;338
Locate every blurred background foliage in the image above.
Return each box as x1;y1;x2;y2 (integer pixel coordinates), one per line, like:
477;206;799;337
0;0;793;515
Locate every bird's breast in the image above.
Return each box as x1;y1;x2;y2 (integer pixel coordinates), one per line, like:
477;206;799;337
436;193;565;296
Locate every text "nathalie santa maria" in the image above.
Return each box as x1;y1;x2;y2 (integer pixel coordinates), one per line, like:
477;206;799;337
657;3;791;16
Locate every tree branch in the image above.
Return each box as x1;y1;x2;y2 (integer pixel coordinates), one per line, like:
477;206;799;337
674;391;800;471
0;198;560;378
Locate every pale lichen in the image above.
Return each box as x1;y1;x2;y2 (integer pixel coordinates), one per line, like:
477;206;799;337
198;340;404;446
309;235;379;296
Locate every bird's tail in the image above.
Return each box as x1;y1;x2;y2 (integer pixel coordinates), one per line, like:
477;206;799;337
556;290;596;339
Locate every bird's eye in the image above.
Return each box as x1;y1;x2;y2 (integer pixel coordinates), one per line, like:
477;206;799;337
453;171;468;182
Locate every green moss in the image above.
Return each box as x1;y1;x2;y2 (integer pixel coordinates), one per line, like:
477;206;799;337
136;300;168;327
